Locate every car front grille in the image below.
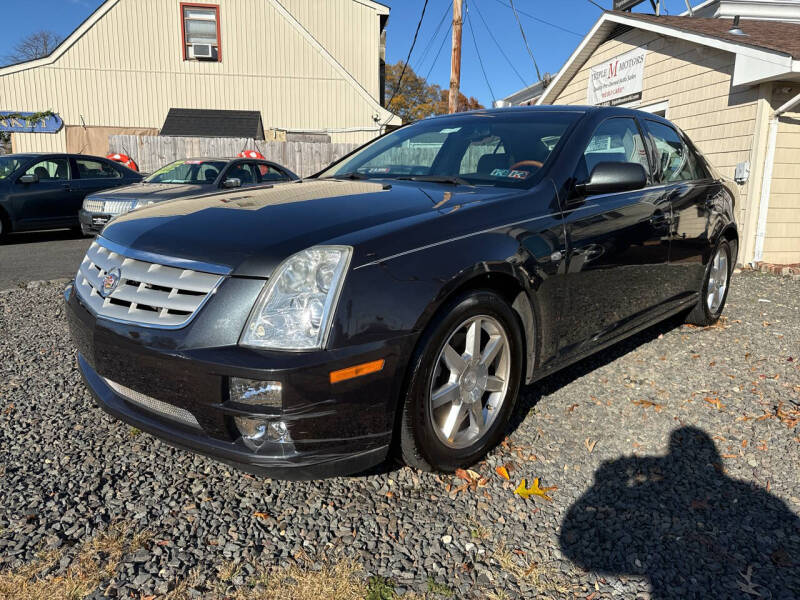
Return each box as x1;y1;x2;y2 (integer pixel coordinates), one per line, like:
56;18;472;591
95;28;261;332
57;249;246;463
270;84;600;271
83;199;104;212
104;200;136;214
74;238;226;328
104;378;201;429
83;199;136;215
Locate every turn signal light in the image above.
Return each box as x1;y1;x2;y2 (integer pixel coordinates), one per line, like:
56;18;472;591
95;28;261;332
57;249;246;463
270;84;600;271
330;359;385;384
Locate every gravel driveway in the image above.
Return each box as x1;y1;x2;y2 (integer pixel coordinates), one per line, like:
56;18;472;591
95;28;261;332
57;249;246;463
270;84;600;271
1;272;798;599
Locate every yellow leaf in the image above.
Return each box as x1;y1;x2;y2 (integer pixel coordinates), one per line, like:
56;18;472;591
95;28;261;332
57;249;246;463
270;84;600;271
495;465;510;480
253;512;270;520
514;478;556;501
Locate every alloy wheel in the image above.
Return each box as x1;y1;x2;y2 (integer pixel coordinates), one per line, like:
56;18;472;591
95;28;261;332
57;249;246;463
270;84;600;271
428;315;511;449
706;246;729;313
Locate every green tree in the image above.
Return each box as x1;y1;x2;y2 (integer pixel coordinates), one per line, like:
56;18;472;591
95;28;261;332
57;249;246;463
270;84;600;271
385;61;483;124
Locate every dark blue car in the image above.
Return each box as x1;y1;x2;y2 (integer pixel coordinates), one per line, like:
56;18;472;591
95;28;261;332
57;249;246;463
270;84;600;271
0;153;142;239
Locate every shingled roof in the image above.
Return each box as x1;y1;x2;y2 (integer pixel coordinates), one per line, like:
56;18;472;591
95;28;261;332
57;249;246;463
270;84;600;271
615;11;800;59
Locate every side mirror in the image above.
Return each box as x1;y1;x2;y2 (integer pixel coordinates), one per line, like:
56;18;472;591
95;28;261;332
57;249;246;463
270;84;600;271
19;173;38;184
222;177;241;189
575;162;647;196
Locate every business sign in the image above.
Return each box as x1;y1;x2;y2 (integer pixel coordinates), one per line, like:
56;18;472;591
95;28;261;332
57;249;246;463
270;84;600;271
613;0;647;10
0;111;63;134
587;47;647;107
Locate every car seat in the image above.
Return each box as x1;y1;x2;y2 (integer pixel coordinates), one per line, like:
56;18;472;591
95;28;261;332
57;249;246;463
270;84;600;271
33;166;50;180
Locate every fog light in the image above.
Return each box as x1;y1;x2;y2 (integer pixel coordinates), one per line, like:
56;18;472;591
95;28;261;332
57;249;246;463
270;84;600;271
267;420;288;442
230;379;282;409
235;416;269;450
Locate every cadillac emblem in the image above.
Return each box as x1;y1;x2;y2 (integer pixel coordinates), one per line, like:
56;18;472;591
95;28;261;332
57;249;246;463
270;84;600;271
101;267;122;297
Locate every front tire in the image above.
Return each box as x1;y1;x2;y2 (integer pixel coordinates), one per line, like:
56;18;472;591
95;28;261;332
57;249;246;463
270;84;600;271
400;290;524;472
685;238;732;326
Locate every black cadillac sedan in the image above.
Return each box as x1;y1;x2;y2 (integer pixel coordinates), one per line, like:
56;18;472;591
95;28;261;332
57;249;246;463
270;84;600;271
65;106;738;479
78;157;298;235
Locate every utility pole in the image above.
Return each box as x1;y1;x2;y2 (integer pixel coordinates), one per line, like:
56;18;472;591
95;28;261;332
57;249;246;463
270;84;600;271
449;0;463;114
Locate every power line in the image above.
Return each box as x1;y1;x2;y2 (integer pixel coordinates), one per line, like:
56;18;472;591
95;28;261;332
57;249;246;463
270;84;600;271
508;0;542;82
472;0;527;87
585;0;605;10
465;1;495;105
415;0;452;73
490;0;583;37
385;0;430;116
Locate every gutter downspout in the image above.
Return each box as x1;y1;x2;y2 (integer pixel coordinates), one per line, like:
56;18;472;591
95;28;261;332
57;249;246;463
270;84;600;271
752;90;800;264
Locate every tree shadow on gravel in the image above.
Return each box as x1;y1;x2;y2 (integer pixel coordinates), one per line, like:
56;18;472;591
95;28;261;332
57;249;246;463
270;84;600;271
559;427;800;600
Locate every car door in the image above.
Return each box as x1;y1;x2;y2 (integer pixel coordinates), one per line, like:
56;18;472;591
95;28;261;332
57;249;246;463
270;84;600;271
558;116;672;357
11;157;79;228
71;157;127;205
643;119;718;298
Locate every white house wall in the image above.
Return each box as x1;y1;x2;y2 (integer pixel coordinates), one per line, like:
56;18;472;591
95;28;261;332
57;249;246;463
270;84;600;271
1;0;394;151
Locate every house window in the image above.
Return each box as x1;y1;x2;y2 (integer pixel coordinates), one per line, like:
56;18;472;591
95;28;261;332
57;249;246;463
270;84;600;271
182;3;221;61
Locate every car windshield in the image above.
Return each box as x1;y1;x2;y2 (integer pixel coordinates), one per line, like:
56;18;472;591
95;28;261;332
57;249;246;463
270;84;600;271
318;111;582;187
0;157;23;179
145;160;227;184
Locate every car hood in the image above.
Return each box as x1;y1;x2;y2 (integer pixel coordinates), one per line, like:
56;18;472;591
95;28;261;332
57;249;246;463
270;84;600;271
89;182;209;201
101;179;513;277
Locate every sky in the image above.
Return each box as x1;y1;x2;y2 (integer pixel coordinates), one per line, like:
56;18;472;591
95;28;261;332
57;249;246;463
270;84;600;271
1;0;700;107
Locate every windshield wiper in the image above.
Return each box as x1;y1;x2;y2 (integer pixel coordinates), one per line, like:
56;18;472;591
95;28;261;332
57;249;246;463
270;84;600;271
395;175;471;186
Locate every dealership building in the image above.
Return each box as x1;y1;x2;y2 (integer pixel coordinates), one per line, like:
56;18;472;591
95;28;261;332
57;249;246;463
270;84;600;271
504;0;800;266
0;0;398;155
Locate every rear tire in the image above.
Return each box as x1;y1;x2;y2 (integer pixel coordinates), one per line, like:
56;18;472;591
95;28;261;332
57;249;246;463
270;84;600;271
400;290;524;472
685;238;732;326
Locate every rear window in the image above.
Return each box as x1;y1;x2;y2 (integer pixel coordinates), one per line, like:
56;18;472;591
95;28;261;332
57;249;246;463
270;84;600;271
0;156;23;179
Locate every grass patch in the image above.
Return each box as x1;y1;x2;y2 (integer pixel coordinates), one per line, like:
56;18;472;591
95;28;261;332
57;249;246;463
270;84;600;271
128;426;142;437
0;522;151;600
426;576;454;597
366;575;396;600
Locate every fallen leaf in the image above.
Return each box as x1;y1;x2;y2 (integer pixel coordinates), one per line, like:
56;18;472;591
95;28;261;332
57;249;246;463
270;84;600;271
566;403;579;413
632;399;663;412
584;438;597;453
721;453;738;459
742;440;748;448
514;478;557;501
386;492;394;499
704;397;725;411
253;512;270;520
495;465;510;480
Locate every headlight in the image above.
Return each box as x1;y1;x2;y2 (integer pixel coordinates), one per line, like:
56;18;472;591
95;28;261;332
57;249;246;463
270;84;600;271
240;246;352;350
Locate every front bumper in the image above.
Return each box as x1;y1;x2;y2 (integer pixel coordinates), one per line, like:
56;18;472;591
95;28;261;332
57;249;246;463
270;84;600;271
79;209;112;234
65;283;416;479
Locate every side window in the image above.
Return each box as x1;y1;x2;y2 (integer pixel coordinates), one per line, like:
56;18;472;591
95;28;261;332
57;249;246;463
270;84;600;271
226;163;258;186
256;163;289;182
25;158;70;181
579;117;650;183
645;121;699;183
75;159;121;179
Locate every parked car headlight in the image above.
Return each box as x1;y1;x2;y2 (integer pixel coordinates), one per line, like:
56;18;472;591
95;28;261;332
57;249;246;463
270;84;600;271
240;246;352;350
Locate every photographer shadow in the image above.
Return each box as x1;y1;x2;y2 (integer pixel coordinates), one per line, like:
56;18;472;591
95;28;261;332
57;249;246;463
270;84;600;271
559;427;800;599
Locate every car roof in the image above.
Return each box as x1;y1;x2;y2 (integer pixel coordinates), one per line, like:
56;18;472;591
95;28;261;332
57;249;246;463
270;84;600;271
422;104;671;123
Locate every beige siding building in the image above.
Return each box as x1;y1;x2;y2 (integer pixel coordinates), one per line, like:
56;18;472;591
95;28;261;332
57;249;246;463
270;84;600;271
520;10;800;266
0;0;398;154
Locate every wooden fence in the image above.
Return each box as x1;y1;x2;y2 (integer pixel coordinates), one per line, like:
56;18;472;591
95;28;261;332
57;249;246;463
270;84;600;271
109;135;359;177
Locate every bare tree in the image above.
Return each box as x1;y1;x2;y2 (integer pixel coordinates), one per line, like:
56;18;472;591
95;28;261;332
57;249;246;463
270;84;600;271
4;30;63;65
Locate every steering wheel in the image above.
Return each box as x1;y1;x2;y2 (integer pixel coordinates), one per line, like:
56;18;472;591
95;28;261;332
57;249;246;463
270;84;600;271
510;160;543;170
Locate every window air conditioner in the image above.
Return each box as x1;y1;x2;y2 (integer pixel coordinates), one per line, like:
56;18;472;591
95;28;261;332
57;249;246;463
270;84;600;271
192;44;213;59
